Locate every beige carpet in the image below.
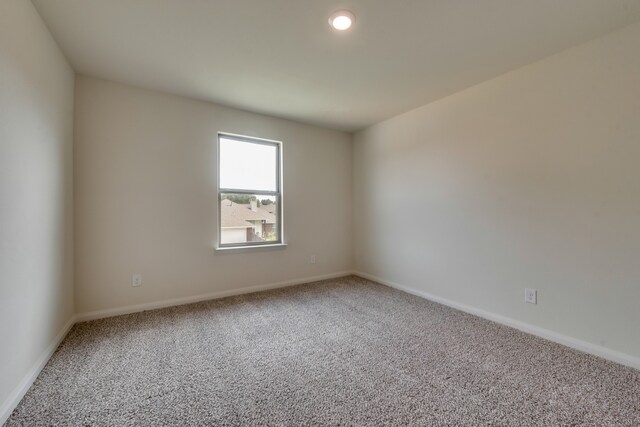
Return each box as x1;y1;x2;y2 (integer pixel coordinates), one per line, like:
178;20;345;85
5;276;640;426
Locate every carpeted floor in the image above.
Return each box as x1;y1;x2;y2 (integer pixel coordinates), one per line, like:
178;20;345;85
5;276;640;426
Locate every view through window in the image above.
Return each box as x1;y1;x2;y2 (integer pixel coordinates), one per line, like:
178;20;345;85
218;134;282;247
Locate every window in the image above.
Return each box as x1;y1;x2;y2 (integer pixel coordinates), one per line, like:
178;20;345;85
217;133;282;248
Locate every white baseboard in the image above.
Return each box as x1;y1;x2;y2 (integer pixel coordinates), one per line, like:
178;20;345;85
354;271;640;371
0;315;77;425
76;271;354;322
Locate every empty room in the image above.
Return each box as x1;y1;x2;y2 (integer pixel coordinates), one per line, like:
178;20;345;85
1;0;640;425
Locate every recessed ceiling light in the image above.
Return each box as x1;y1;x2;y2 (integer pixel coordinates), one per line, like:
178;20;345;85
329;10;355;31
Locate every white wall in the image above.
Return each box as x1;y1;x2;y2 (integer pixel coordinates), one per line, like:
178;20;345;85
74;76;353;314
0;0;75;416
354;22;640;360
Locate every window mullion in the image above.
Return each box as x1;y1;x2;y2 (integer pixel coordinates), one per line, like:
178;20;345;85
219;188;279;196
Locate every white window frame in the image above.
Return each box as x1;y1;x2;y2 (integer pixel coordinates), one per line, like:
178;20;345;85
217;132;284;249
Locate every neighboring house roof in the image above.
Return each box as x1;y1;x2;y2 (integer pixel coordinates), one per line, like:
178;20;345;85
220;200;276;228
258;203;277;215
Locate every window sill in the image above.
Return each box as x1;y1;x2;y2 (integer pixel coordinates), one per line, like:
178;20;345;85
215;243;288;253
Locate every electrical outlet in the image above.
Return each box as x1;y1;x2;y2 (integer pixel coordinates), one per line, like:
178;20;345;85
525;288;537;304
132;274;142;287
309;255;316;264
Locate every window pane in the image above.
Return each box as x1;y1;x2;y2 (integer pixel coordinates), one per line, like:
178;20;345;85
219;137;277;192
220;193;279;245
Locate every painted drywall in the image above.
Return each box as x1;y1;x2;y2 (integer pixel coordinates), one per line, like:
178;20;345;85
353;21;640;359
74;76;353;314
0;0;75;415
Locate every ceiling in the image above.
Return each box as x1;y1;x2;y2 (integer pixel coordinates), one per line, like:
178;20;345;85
33;0;640;132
